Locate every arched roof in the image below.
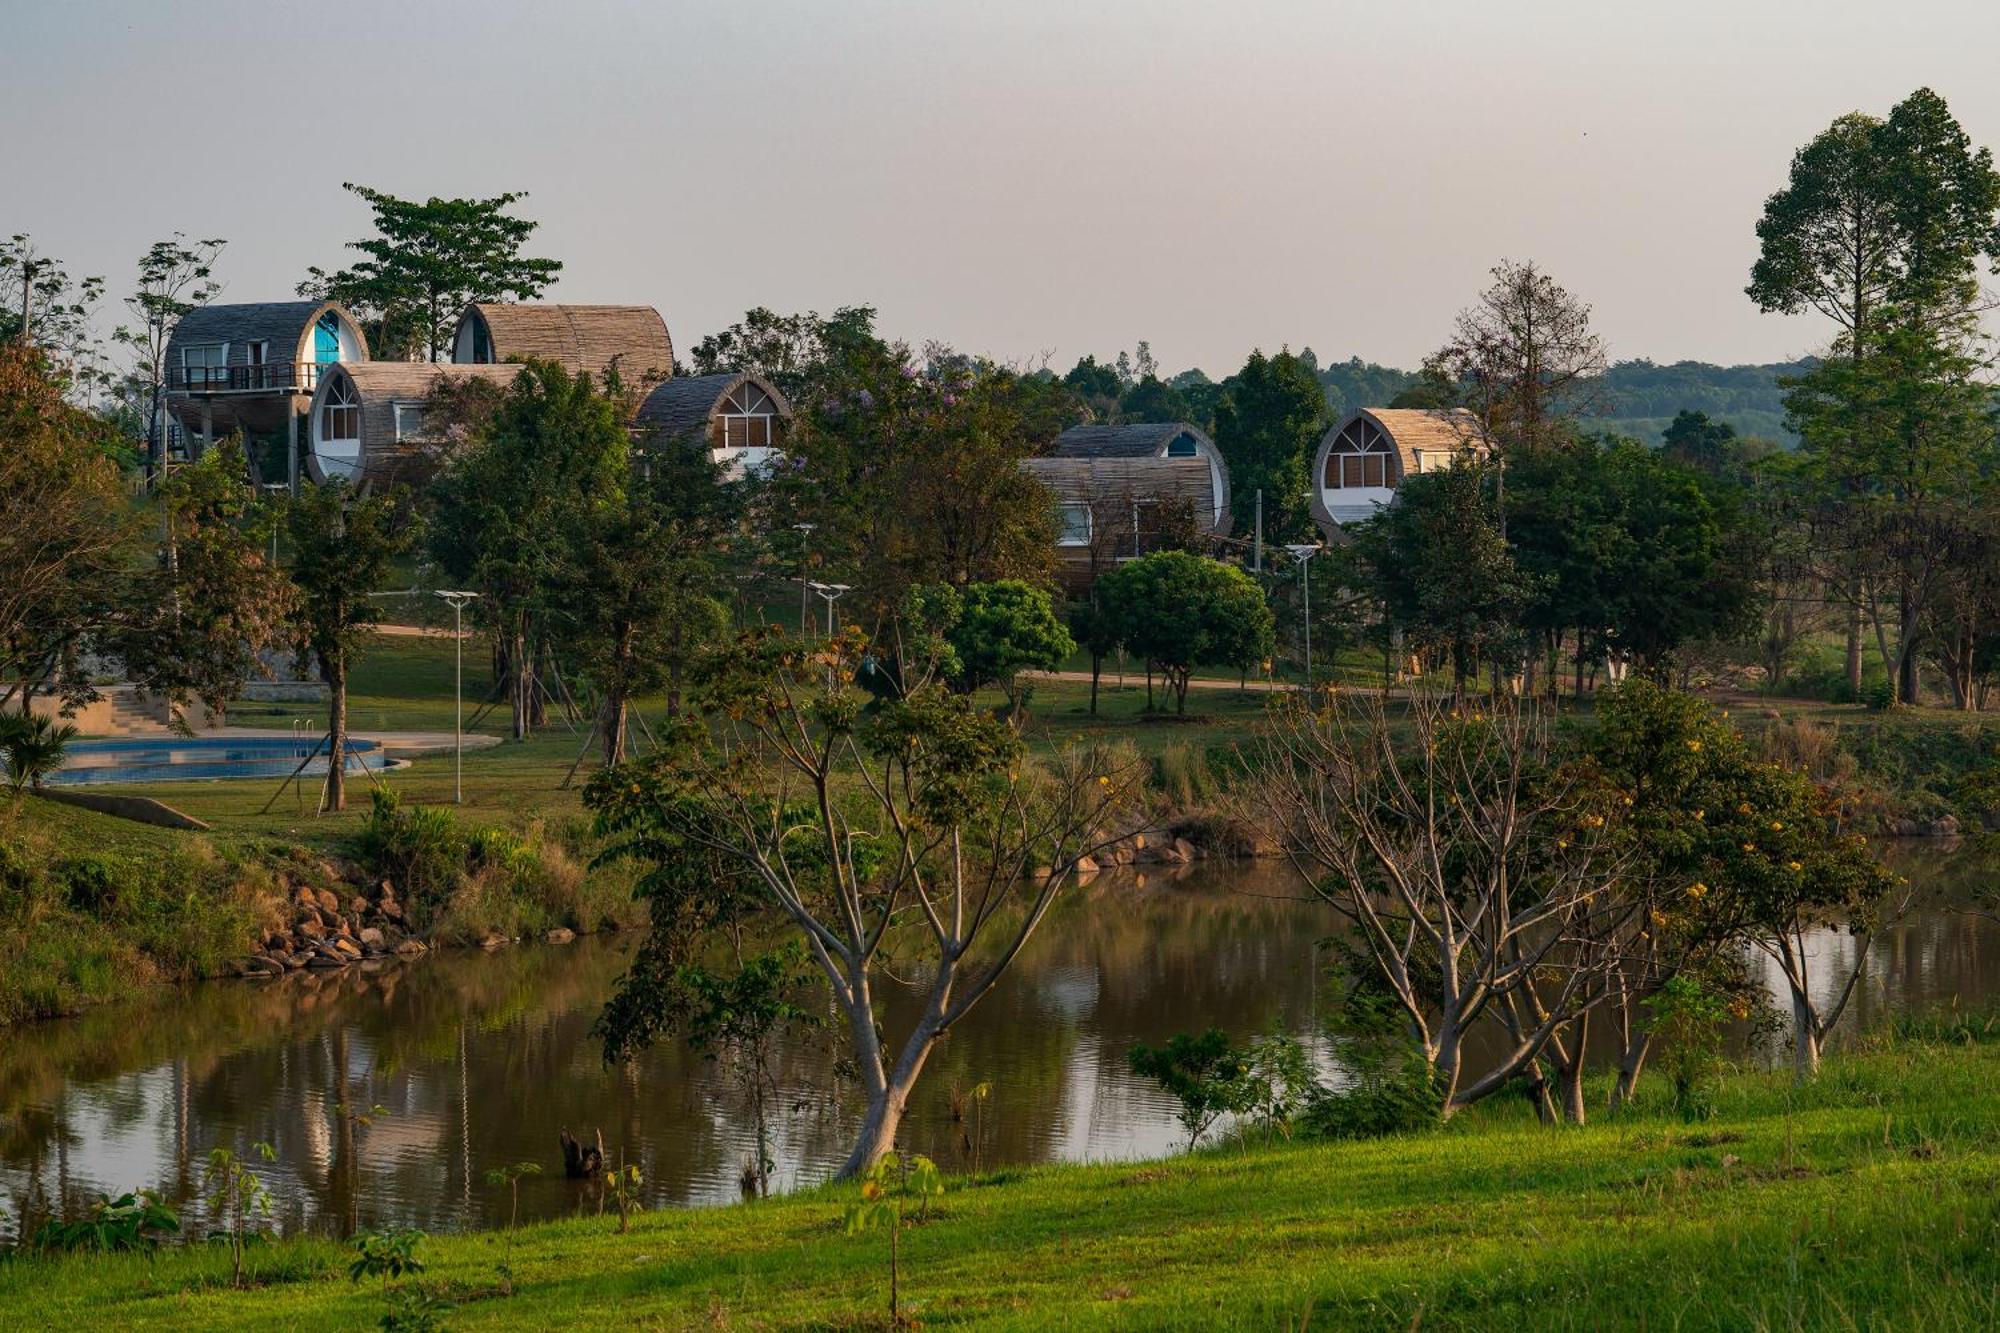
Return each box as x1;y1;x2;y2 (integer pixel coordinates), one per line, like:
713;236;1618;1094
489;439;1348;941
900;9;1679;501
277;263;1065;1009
1307;407;1486;532
303;361;522;486
1048;421;1212;460
167;300;368;364
455;303;673;385
632;371;793;439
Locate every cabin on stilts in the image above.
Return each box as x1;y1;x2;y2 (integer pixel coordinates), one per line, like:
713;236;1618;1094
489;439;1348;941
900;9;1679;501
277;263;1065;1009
163;300;368;486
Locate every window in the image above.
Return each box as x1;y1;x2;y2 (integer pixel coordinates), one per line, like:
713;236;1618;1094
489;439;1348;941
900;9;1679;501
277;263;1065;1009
179;342;227;389
1166;432;1198;458
1057;502;1092;546
393;402;427;442
319;376;360;443
1324;418;1392;489
717;381;780;452
246;341;268;365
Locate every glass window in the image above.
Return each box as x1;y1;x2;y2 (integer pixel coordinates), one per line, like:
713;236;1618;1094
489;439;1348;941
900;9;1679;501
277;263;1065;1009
1325;418;1392;489
320;379;360;442
179;343;227;388
1057;503;1092;546
1166;433;1198;458
393;403;427;441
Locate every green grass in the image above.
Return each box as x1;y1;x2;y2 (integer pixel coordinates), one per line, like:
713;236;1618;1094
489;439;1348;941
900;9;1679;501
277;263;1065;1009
7;1035;2000;1328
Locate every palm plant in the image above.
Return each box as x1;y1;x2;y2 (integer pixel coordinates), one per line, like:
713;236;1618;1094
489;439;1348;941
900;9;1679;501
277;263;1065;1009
0;713;77;793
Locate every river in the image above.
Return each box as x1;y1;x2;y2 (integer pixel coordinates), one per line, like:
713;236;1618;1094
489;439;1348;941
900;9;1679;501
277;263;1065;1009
2;851;1995;1237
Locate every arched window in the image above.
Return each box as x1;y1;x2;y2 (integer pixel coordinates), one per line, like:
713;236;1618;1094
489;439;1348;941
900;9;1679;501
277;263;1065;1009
1324;417;1392;489
319;376;360;445
1165;432;1198;458
716;381;780;450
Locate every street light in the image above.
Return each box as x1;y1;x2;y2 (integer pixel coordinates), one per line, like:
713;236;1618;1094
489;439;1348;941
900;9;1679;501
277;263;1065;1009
1284;543;1322;685
261;482;287;567
807;581;851;636
435;590;479;804
792;522;816;633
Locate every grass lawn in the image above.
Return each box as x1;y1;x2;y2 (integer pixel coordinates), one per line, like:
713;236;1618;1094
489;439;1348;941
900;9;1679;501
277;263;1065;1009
6;1032;1998;1329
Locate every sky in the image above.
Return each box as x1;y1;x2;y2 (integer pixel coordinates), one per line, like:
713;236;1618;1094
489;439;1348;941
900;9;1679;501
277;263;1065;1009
8;0;2000;378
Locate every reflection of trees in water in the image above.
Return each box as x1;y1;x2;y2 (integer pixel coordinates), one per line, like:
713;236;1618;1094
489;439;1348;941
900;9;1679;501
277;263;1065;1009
4;851;1995;1234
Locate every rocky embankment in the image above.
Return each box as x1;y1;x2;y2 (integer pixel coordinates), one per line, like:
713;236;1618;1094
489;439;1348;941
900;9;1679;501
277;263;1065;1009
237;878;427;977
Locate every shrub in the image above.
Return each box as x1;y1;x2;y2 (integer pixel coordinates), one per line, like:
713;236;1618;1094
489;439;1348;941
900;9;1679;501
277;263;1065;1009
1128;1029;1259;1152
0;714;78;793
352;791;467;924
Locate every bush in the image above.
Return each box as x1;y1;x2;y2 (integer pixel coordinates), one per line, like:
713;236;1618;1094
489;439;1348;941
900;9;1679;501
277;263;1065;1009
352;790;467;924
1300;1054;1441;1141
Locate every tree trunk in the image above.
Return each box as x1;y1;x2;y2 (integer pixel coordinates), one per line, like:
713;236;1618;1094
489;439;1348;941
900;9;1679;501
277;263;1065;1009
1791;984;1823;1081
1609;1025;1652;1112
1088;652;1101;715
1558;1010;1589;1125
510;624;530;741
601;690;627;768
324;657;348;813
1844;596;1863;698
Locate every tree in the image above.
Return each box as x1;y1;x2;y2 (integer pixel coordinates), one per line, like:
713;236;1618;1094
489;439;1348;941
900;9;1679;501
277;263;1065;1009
111;233;224;478
284;482;413;812
1349;461;1526;690
1067;595;1122;716
1427;261;1606;456
0;234;105;390
300;184;562;362
688;305;879;401
1256;693;1639;1118
944;580;1075;722
0;342;134;715
585;630;1138;1177
118;439;291;726
1095;552;1274;712
427;362;627;740
1211;348;1328;541
556;431;737;766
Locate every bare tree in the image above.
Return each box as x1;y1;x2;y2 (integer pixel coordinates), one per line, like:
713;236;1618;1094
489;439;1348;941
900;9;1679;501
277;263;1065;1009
113;234;225;482
1427;260;1607;455
588;629;1140;1176
1253;691;1640;1118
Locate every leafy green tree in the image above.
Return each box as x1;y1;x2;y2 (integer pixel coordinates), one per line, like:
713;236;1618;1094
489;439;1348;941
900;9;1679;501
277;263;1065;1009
944;579;1075;721
427;362;627;740
556;432;737;765
1211;348;1327;540
1117;373;1189;424
1127;1029;1257;1152
1067;596;1122;716
119;439;291;726
689;304;879;401
1095;552;1274;712
1350;462;1525;690
284;481;414;811
0;234;104;385
300;184;562;361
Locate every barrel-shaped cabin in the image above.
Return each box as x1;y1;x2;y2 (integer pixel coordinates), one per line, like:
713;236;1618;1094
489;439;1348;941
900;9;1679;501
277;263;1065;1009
1022;452;1230;592
305;361;522;487
450;303;674;389
164;301;368;471
1045;422;1231;532
1307;407;1484;533
631;371;793;478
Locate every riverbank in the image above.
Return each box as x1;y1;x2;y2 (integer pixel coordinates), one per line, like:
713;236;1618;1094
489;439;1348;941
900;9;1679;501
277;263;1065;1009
4;1027;1998;1329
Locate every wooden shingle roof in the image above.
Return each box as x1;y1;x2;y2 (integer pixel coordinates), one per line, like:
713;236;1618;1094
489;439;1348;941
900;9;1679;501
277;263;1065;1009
1021;457;1224;529
463;303;673;385
1049;421;1208;459
1351;408;1484;474
168;300;369;362
632;371;793;440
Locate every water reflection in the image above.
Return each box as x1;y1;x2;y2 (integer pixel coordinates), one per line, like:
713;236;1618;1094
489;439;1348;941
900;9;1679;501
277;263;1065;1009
2;852;1994;1237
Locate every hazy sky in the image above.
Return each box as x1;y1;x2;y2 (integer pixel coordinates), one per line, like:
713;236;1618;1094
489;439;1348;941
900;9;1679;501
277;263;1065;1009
8;0;2000;377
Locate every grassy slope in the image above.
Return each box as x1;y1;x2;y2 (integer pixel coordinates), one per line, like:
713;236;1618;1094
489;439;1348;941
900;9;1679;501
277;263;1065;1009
7;1038;1999;1330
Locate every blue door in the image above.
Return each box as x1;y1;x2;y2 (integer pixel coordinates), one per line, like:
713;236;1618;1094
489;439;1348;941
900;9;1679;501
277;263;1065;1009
314;313;342;363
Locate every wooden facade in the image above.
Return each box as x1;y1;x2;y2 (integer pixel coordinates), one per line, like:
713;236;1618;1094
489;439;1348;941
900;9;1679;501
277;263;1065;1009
304;362;521;487
1308;407;1485;534
1023;456;1224;592
1046;421;1231;533
451;303;674;388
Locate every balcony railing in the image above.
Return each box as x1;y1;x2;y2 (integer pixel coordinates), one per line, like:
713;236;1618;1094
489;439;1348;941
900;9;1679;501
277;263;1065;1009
168;362;326;394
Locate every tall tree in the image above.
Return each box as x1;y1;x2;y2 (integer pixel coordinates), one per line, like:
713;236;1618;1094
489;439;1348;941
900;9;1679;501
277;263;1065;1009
1427;260;1606;455
0;235;105;391
112;234;224;479
427;362;626;740
284;482;413;812
1095;552;1274;712
300;184;562;362
1211;348;1328;541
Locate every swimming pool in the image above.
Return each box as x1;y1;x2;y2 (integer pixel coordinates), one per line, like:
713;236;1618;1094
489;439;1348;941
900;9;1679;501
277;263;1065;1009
48;736;392;787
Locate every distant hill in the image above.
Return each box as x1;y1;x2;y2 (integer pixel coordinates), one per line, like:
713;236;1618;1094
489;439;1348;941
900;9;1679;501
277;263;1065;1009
1308;355;1810;446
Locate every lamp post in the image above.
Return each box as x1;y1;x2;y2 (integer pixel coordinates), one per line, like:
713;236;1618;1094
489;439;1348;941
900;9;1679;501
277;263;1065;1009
261;482;287;567
808;581;851;637
435;590;478;804
792;522;816;633
1284;543;1322;685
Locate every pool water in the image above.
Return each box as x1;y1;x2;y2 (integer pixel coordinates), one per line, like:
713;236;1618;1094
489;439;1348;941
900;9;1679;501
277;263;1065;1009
49;735;389;786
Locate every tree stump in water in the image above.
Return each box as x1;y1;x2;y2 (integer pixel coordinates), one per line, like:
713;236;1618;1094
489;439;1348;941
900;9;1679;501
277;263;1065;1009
559;1127;605;1179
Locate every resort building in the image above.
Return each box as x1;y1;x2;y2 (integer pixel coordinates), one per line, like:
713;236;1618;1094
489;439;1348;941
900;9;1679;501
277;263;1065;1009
1308;407;1485;533
1024;421;1233;591
163;300;369;485
449;303;674;389
631;371;793;478
304;362;519;486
